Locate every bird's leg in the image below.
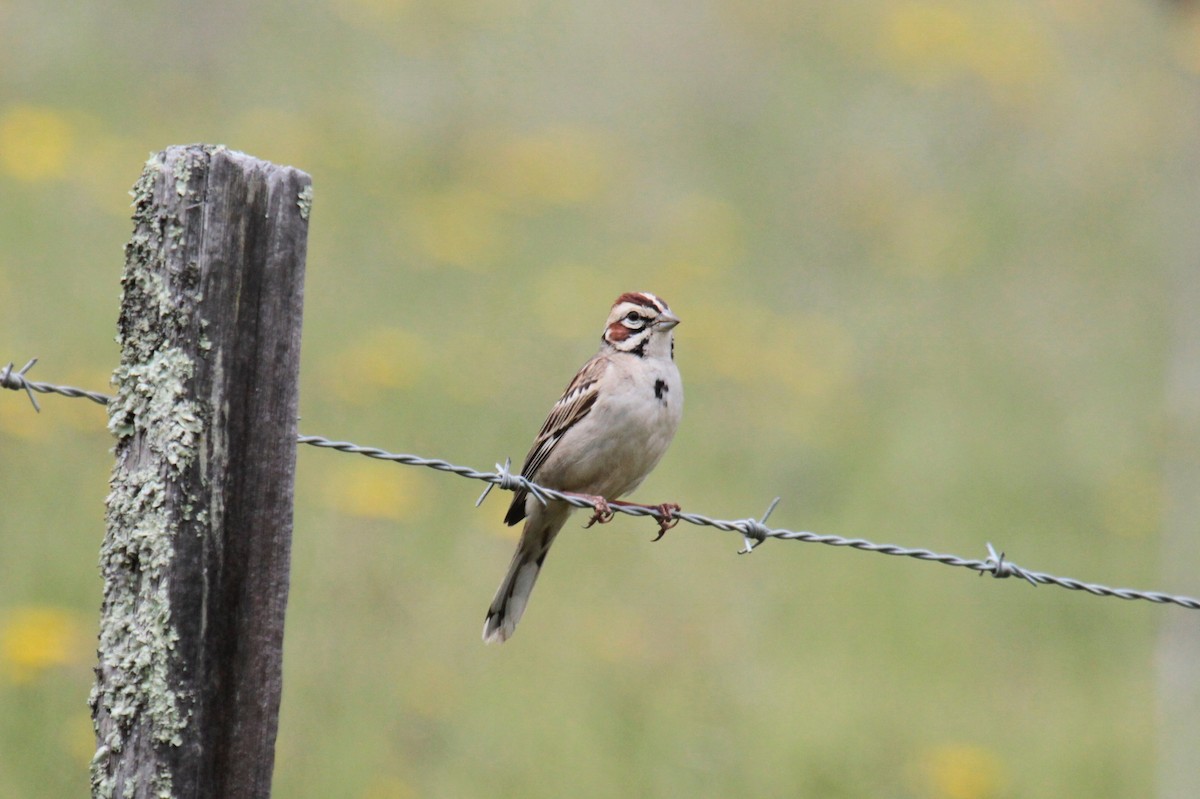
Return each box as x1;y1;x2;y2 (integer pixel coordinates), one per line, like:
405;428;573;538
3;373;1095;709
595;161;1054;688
611;500;682;541
563;492;615;528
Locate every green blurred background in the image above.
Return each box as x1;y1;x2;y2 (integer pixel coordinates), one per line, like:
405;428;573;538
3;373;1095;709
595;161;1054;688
3;0;1199;796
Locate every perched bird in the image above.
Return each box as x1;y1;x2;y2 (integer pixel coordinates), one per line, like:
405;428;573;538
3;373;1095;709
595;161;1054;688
483;292;684;644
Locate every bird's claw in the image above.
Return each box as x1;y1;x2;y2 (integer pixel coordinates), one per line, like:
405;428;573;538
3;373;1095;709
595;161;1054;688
584;496;615;528
650;503;682;541
579;496;680;538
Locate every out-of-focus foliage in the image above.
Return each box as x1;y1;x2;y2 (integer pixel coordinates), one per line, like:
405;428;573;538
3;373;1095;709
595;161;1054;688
2;0;1197;796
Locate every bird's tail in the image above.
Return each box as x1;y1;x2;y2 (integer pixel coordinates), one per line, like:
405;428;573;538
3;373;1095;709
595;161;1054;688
483;503;569;644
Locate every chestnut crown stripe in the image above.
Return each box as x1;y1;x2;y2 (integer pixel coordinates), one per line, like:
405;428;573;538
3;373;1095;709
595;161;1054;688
613;291;668;312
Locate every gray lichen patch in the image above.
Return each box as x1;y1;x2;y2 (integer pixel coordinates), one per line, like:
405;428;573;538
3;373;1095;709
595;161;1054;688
91;148;210;799
297;184;313;220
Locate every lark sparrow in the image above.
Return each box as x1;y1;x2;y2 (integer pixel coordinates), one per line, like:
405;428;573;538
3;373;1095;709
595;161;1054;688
483;292;683;644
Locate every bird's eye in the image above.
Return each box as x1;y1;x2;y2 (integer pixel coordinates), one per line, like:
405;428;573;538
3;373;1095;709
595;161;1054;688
625;311;642;323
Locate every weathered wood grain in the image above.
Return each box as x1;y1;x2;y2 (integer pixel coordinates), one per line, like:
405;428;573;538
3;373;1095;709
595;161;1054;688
92;145;310;799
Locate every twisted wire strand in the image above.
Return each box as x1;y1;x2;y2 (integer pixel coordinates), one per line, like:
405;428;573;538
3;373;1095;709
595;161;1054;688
7;358;1200;611
0;359;112;411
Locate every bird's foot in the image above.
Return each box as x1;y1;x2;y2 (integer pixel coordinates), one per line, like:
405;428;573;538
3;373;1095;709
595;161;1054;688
567;493;614;528
649;502;681;541
611;500;681;541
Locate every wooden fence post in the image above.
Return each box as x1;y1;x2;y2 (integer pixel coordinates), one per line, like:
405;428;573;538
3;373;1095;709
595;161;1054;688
90;145;311;798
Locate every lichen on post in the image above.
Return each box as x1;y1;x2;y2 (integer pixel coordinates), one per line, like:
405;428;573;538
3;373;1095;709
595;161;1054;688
91;145;310;799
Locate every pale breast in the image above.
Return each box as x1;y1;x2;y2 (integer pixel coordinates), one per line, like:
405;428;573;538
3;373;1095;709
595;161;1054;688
540;356;682;499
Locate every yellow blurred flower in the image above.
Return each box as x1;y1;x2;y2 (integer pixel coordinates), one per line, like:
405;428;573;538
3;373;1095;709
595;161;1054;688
406;126;612;269
483;126;612;207
0;105;75;182
322;460;427;521
408;185;504;269
916;743;1006;799
318;327;430;405
879;2;1056;103
690;301;854;400
684;301;857;445
885;2;974;74
1;606;86;683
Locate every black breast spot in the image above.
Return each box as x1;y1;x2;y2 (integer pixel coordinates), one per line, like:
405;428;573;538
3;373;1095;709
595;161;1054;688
654;378;668;401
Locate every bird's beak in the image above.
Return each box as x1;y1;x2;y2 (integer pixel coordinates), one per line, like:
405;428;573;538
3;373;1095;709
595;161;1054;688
656;310;681;330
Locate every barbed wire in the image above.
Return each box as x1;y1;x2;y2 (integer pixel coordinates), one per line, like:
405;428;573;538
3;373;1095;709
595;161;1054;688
0;359;113;411
5;357;1200;611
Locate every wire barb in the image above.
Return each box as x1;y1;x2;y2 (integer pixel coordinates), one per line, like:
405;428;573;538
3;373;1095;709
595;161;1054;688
1;357;113;408
8;360;1200;612
738;496;781;554
982;542;1039;586
475;458;513;507
1;359;42;412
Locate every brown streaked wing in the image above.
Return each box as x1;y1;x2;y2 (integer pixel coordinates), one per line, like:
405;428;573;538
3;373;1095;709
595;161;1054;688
503;355;610;526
